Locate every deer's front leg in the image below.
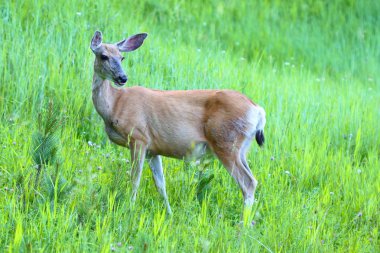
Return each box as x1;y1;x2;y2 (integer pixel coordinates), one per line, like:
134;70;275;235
148;155;172;215
129;140;147;202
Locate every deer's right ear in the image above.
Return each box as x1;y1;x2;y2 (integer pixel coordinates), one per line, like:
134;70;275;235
91;31;102;52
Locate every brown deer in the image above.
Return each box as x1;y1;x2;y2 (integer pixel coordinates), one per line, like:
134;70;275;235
90;31;266;215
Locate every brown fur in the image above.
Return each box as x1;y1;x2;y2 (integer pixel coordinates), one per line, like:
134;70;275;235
90;31;266;213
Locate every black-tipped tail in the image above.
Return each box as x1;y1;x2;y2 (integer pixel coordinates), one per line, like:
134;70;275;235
255;130;265;147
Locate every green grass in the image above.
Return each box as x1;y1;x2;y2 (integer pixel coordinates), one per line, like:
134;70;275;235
1;0;380;252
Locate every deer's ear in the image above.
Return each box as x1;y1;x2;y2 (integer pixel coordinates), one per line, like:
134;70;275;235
117;33;148;52
91;31;103;52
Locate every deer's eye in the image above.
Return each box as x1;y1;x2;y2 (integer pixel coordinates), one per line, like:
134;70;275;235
100;55;109;61
121;57;125;61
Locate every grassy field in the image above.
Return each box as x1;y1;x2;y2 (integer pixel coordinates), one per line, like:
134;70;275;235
1;0;379;252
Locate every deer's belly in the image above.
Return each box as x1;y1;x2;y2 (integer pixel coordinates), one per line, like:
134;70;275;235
184;141;210;160
149;141;210;160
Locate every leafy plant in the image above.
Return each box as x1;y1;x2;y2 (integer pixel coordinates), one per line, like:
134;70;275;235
31;100;63;187
196;159;215;203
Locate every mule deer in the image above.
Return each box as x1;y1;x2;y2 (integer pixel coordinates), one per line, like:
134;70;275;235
90;31;266;215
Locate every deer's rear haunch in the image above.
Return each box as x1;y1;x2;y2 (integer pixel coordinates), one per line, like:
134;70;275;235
90;31;266;214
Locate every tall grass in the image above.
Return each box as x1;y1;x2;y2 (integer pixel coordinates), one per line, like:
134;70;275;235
0;0;379;252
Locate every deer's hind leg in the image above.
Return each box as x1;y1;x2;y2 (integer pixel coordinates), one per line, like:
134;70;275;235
205;125;257;206
213;147;257;206
238;137;257;206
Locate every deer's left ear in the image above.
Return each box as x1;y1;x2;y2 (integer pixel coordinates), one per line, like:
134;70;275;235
117;33;148;52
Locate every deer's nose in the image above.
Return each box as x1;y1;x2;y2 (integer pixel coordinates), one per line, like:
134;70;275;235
119;75;127;83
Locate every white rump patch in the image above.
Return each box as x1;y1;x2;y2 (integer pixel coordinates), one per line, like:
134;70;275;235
245;106;266;138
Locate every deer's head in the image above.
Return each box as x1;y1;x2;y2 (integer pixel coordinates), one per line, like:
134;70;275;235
90;31;147;86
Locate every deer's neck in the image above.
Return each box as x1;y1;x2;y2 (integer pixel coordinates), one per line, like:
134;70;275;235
92;73;117;122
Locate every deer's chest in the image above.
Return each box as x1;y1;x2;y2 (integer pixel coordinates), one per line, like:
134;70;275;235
105;122;128;146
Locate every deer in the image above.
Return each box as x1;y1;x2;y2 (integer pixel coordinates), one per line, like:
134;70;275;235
90;31;266;215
